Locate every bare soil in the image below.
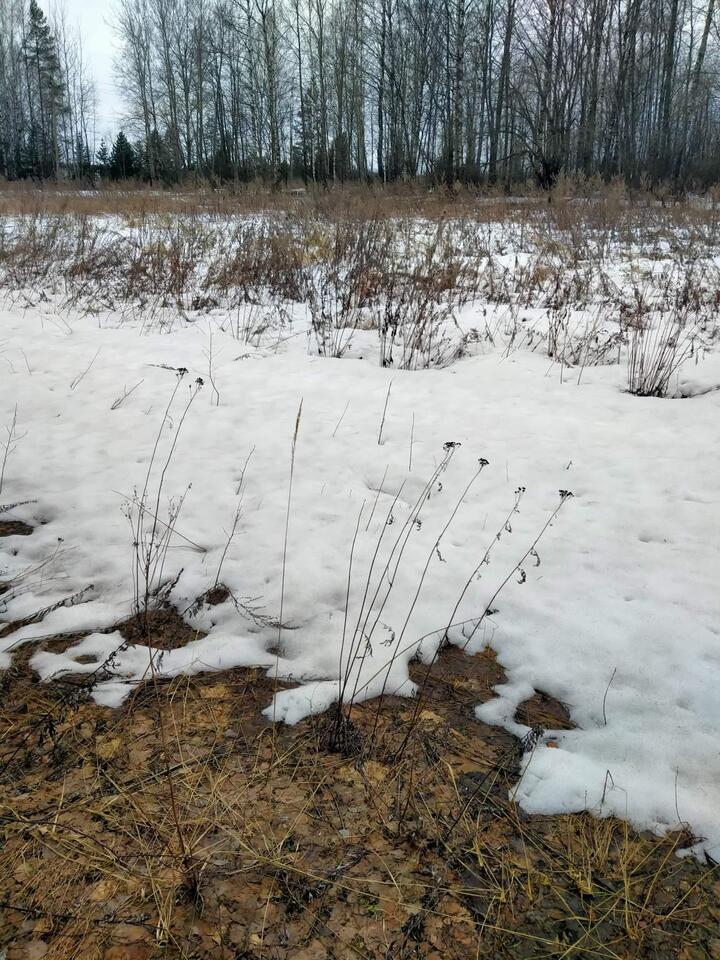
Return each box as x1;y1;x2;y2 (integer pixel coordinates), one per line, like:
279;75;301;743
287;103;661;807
0;520;33;537
0;602;718;960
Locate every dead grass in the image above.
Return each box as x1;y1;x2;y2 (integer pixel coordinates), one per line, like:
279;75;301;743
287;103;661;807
2;182;720;371
0;612;718;960
1;178;719;231
0;180;538;222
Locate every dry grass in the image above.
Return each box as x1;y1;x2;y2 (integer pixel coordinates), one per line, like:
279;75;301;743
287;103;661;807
0;611;718;960
0;180;534;221
2;188;718;380
1;177;719;229
627;312;695;397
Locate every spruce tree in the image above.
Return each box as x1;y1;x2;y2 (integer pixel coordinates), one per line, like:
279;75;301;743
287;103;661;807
96;138;110;173
74;133;91;178
109;131;136;180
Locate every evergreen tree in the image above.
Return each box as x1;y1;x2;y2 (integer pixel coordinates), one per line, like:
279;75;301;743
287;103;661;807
74;133;91;178
23;0;64;178
138;128;179;185
109;131;136;179
96;138;110;174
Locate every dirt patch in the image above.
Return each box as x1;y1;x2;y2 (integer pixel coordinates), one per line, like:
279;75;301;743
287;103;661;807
202;584;230;606
515;691;575;730
0;520;33;537
115;607;206;650
1;636;718;960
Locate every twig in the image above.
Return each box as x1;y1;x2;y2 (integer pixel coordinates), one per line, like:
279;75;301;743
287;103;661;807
377;380;393;445
338;501;366;703
113;489;207;553
0;405;26;496
111;379;144;410
602;667;617;726
277;400;303;662
331;400;350;438
205;324;221;406
365;465;388;532
408;412;415;471
463;490;574;649
69;347;101;390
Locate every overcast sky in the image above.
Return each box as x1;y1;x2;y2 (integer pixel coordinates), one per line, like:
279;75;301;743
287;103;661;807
59;0;123;141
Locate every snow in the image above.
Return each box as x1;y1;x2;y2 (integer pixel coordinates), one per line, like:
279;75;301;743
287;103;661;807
1;220;720;858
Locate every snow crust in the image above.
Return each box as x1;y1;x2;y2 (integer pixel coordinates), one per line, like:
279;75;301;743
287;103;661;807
1;236;719;857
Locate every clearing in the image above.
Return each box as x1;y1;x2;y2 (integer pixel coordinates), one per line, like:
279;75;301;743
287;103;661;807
1;186;719;958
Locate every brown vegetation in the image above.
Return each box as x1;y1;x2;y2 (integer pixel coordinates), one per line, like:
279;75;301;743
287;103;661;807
0;177;719;224
0;604;718;960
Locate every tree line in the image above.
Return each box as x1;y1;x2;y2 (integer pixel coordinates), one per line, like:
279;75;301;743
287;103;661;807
0;0;94;179
2;0;720;187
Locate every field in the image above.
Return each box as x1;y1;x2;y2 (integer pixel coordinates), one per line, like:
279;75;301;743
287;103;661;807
1;182;719;959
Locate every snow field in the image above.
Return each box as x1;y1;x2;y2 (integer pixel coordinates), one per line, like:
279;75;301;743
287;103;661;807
1;217;719;857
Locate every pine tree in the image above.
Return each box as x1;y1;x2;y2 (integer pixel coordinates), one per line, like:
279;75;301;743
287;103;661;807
109;131;136;179
23;0;64;178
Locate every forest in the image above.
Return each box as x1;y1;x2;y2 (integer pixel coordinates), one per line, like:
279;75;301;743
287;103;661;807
1;0;720;187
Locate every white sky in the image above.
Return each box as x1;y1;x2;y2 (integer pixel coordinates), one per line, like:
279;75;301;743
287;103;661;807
54;0;124;141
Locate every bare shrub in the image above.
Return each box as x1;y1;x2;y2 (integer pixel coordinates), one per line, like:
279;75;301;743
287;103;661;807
546;306;623;371
305;218;391;357
376;272;459;369
224;300;285;345
627;312;694;397
204;218;308;303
